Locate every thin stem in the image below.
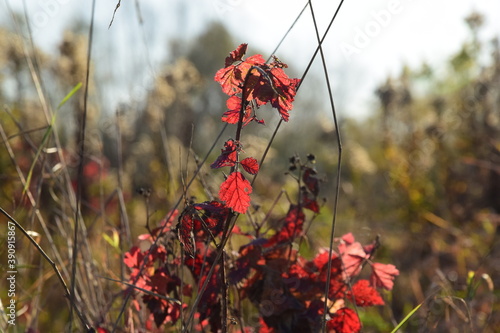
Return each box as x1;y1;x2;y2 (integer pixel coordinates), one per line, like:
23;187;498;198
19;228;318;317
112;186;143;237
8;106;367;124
305;0;346;330
252;0;343;185
70;0;96;329
268;2;309;62
220;251;228;333
183;213;238;331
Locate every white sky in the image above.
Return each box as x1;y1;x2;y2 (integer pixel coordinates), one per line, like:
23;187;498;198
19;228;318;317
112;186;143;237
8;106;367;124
1;0;500;119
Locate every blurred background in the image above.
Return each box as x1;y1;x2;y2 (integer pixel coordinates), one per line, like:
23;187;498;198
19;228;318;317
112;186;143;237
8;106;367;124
0;0;499;331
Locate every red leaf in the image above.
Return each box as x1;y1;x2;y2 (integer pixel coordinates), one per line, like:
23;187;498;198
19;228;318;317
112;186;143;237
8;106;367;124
96;328;109;333
229;242;264;284
258;317;275;333
243;71;275;105
224;43;248;67
148;268;179;295
370;263;399;290
341;232;355;245
192;201;229;230
348;280;385;306
177;210;195;257
177;202;229;257
184;244;214;278
124;246;142;268
215;66;244;96
265;205;305;247
338;239;368;278
222;96;254;125
242;64;300;122
327;308;361;333
219;171;252;214
211;139;238;169
268;67;300;122
215;44;265;96
246;54;267;66
302;190;320;213
312;250;338;271
240;157;259;175
302;167;319;196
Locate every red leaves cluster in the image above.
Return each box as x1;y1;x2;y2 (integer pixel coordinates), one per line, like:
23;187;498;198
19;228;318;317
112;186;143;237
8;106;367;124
265;204;305;247
215;44;266;97
229;224;399;333
184;244;223;331
121;45;400;333
327;308;362;333
123;216;182;328
214;43;300;123
125;203;399;333
211;44;300;214
177;201;229;257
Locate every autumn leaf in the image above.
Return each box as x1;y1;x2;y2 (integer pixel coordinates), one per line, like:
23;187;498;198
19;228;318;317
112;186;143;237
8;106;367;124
176;202;229;257
338;238;368;278
214;44;265;96
259;317;275;333
370;262;400;290
124;246;143;269
348;280;384;306
302;167;319;196
223;43;248;67
221;96;253;125
193;200;229;231
219;171;252;214
243;70;275;106
229;242;264;284
215;44;249;96
268;67;300;122
215;44;299;122
184;244;214;278
341;232;355;245
302;190;320;213
312;251;337;271
241;63;300;122
144;296;182;328
265;205;305;247
327;308;361;333
96;328;110;333
240;157;259;175
211;139;238;169
177;210;196;257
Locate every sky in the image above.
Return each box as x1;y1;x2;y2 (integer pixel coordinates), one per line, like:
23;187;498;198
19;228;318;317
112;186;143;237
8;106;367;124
1;0;500;119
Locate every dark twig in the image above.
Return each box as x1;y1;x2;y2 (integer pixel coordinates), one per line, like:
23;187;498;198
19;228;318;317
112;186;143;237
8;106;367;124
305;0;346;330
108;0;122;29
70;0;96;329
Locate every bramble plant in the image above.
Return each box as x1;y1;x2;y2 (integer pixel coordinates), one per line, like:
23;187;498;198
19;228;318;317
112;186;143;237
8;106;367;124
123;44;399;332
